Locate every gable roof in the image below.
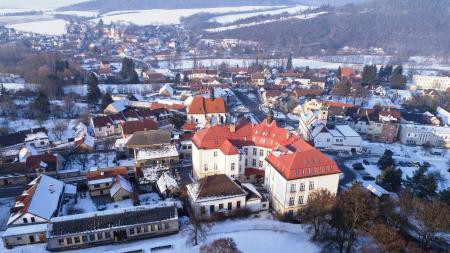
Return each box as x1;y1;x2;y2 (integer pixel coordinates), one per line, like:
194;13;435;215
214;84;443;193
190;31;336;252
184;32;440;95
187;174;246;202
187;96;227;115
126;130;171;147
121;119;159;136
25;154;57;173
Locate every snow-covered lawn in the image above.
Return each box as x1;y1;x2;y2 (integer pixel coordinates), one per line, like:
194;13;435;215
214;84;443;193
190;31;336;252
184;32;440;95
1;213;320;253
6;19;68;35
95;6;282;26
209;5;311;24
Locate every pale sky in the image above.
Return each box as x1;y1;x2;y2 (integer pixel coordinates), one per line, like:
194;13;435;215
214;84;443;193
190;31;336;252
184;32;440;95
0;0;90;9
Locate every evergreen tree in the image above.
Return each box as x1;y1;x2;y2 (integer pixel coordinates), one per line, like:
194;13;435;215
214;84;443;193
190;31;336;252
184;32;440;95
390;74;407;89
362;64;377;85
32;90;50;120
393;65;403;75
404;165;438;198
86;72;101;108
377;149;395;170
120;57;139;84
100;92;113;110
378;66;385;81
378;167;402;192
384;65;393;79
286;54;293;71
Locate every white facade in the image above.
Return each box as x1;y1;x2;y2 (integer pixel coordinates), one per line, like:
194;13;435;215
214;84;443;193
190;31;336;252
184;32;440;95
399;124;450;148
312;124;362;153
188;113;228;125
413;75;450;91
265;163;340;215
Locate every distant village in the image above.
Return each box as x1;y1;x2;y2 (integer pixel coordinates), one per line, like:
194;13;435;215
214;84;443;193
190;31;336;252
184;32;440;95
0;16;449;253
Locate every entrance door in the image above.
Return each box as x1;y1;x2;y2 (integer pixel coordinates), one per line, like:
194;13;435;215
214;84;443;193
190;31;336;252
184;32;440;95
113;230;127;241
29;235;35;243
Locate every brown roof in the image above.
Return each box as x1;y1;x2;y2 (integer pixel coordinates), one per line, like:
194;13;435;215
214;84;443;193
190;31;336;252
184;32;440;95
187;96;227;114
126;130;171;147
293;88;323;97
25;154;57;173
92;116;113;128
121;119;159;136
191;174;246;201
87;167;129;181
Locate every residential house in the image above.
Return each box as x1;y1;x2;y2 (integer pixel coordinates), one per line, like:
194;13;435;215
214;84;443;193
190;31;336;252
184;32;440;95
311;124;362;153
25;154;63;182
186;89;228;125
2;175;76;248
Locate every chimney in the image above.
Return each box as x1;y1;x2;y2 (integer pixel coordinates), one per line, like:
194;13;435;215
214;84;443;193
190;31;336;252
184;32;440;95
230;124;236;133
267;108;274;124
209;87;215;100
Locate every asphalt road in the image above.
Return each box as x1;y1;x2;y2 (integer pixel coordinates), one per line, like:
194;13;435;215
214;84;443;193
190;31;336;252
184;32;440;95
233;89;266;122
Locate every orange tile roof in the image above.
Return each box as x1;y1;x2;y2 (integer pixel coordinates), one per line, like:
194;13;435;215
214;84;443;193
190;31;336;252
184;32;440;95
193;120;340;180
187;96;227;114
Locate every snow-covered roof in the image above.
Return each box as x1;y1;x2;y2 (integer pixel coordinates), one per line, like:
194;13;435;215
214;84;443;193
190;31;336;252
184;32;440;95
156;172;178;194
136;145;179;161
139;164;170;184
362;181;389;197
335;125;360;137
110;175;133;196
88;177;113;185
159;83;174;96
107;100;128;112
24;131;48;142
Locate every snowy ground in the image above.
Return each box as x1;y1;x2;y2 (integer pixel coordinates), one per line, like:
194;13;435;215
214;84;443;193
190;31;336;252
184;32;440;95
6;19;69;35
209;5;311;24
0;212;320;253
95;6;282;26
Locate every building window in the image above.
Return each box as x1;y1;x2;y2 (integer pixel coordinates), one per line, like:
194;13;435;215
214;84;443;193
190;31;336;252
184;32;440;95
244;148;248;155
157;224;162;230
298;196;304;205
137;227;142;234
204;164;208;171
237;201;241;208
290;184;296;193
245;159;248;166
31;217;35;223
97;233;103;239
164;223;170;229
74;236;80;243
259;149;264;156
300;183;305;191
289;197;295;206
200;206;206;215
89;234;95;241
309;181;315;190
66;238;73;245
151;225;155;232
213;151;217;157
144;225;149;233
252;159;256;167
210;205;215;213
129;228;135;235
259;161;263;168
231;163;235;171
58;239;64;245
219;203;224;210
214;164;218;171
228;202;232;210
105;232;110;238
253;148;257;155
82;235;88;242
22;218;28;223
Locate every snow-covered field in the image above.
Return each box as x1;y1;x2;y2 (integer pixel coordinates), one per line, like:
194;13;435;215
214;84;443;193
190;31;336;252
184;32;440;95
205;11;327;32
51;10;98;17
96;6;283;26
0;213;320;253
209;5;311;24
6;19;68;35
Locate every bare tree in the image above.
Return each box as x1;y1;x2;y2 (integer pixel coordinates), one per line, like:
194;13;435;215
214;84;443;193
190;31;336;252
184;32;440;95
186;207;211;246
298;189;336;240
369;223;405;253
63;93;77;118
200;238;242;253
52;120;68;141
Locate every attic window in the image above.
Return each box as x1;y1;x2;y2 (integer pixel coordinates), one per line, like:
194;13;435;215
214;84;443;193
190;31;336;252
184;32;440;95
295;169;299;176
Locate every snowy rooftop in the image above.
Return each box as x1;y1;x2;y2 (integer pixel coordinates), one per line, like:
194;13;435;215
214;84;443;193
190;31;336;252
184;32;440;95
136;145;179;161
110;175;133;196
2;223;48;237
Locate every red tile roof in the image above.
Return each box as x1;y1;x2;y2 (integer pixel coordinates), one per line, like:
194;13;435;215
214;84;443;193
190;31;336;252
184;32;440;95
193;120;340;180
182;123;197;131
92;116;113;128
87;167;129;181
25;154;57;172
187;96;227;114
323;100;356;108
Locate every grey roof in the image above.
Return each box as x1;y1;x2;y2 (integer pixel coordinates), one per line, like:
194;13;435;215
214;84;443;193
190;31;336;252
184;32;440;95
50;206;176;236
126;130;171;147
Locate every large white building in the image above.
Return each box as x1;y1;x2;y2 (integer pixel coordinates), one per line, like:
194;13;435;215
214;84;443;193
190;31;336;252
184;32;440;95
311;124;362;153
413;75;450;91
191;111;341;215
399;124;450;148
